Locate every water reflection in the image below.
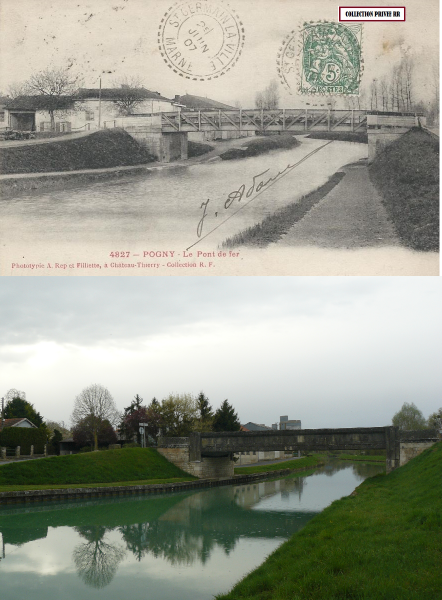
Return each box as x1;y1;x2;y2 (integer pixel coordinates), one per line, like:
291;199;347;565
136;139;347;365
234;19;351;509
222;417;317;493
73;525;126;588
0;460;383;596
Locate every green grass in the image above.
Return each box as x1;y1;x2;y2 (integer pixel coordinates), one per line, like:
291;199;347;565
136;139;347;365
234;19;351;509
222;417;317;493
222;171;345;248
0;129;156;174
368;128;439;251
0;448;196;487
234;455;324;475
219;134;299;160
334;454;385;463
217;441;442;600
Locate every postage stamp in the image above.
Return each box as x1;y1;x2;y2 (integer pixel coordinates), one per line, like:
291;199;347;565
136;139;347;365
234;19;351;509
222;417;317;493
158;1;245;80
299;21;363;95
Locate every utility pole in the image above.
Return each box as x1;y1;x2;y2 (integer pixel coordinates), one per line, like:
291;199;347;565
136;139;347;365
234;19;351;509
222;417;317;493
1;397;4;431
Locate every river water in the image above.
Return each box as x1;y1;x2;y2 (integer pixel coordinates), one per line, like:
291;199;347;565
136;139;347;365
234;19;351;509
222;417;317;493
0;460;383;600
0;137;366;256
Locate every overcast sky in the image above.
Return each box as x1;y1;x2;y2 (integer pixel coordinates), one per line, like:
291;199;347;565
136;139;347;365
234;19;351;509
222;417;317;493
0;0;438;107
1;277;440;430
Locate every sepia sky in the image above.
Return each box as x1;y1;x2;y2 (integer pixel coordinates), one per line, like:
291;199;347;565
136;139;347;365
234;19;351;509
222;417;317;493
1;277;441;429
0;0;438;108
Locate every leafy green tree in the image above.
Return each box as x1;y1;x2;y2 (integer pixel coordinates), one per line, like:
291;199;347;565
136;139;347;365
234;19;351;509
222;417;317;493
73;416;117;450
193;392;214;432
49;429;63;455
392;402;427;430
3;392;44;427
427;407;442;431
212;399;241;432
160;394;198;437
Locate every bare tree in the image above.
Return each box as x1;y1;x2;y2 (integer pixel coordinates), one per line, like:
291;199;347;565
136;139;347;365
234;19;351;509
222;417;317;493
71;384;119;451
7;83;27;99
370;79;379;110
255;80;280;110
255;91;264;109
110;76;150;115
24;67;82;131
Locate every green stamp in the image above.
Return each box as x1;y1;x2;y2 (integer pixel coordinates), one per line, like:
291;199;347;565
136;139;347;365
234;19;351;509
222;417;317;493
299;21;362;95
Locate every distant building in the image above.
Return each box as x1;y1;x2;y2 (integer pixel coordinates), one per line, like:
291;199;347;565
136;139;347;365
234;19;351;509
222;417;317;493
241;421;272;431
273;416;301;430
0;418;37;429
174;94;234;110
2;88;177;133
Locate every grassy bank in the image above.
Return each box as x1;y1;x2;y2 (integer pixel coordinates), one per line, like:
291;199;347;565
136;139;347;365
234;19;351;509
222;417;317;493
330;453;385;463
0;448;196;488
234;455;324;475
188;140;214;157
222;171;345;248
368;128;439;251
307;131;368;144
219;134;299;160
217;441;442;600
0;129;156;174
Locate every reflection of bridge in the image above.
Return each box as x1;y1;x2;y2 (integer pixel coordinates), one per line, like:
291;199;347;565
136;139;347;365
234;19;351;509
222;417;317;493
158;426;439;478
107;109;423;162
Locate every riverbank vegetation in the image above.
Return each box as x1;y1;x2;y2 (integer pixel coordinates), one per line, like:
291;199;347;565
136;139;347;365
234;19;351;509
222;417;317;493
219;134;299;160
217;441;442;600
234;455;324;475
307;131;368;144
222;171;345;248
188;140;214;157
0;129;155;175
369;128;439;252
0;448;196;489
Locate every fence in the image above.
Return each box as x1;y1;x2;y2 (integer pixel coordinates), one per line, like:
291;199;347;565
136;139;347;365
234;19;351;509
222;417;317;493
0;445;47;460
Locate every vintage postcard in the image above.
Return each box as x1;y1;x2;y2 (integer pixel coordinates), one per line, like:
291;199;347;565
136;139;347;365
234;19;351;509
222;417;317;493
0;0;439;275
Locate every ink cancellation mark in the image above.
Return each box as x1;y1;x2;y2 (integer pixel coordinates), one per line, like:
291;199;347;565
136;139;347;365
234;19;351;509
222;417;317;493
299;21;363;95
158;1;245;80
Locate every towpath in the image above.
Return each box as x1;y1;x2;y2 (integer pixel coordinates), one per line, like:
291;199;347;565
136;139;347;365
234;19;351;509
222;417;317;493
278;162;400;249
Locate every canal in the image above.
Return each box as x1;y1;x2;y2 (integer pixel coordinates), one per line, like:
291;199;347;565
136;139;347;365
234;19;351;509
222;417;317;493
0;460;383;599
0;137;366;255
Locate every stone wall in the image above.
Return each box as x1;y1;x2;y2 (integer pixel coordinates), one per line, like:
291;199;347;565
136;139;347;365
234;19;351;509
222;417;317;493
157;440;234;479
398;430;440;467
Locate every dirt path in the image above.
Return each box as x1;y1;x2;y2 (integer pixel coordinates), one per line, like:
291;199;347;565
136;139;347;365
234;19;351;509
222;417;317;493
278;162;400;249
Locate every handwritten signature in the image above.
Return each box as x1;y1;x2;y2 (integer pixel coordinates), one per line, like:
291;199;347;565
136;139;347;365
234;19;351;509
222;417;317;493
196;161;298;238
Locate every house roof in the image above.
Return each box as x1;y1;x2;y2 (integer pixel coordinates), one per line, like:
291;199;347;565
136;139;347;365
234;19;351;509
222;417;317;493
175;94;234;110
4;95;76;111
1;418;38;428
242;422;272;431
76;88;172;102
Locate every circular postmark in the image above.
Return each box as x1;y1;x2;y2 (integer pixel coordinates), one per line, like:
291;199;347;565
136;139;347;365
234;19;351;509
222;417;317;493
277;30;297;94
158;1;245;80
277;21;363;96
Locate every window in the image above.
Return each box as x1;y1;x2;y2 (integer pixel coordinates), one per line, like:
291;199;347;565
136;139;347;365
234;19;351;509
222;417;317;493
0;111;5;122
85;111;94;121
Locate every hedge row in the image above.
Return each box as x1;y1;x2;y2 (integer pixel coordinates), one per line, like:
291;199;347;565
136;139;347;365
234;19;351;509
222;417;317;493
0;427;46;454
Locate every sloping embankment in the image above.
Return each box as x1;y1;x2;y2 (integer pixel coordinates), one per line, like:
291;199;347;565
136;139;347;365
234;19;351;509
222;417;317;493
217;441;442;600
219;134;299;160
0;129;155;175
368;128;439;252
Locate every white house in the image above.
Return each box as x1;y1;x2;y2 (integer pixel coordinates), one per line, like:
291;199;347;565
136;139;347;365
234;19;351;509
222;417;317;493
2;88;177;133
1;418;37;429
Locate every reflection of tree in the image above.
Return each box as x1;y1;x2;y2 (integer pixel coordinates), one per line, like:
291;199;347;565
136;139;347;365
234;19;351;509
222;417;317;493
73;525;126;589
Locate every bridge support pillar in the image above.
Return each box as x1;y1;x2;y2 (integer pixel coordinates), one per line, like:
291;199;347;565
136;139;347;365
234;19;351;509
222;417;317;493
385;426;400;473
158;436;234;479
126;128;188;162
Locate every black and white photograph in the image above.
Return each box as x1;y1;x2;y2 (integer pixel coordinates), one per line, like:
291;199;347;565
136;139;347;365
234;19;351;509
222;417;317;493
0;0;439;275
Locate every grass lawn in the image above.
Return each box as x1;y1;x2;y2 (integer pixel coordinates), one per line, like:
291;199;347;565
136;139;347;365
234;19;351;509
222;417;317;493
217;441;442;600
219;134;299;160
368;128;439;251
234;455;324;475
0;129;156;174
0;448;196;489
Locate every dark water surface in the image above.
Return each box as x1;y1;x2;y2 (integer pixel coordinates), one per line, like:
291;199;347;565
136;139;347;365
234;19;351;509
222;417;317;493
0;461;383;599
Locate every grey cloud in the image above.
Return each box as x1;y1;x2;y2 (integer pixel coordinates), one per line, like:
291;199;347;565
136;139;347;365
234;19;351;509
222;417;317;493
0;277;392;348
